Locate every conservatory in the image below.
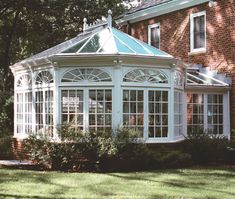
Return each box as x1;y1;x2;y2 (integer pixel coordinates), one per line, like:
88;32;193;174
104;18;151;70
10;11;231;143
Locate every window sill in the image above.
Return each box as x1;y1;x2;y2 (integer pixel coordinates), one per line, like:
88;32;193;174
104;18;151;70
188;49;206;56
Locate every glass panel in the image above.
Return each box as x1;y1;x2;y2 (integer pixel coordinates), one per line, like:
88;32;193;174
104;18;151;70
193;15;205;49
62;68;112;82
123;69;168;83
123;89;144;132
80;29;110;53
17;74;32;88
61;90;83;130
35;71;53;85
139;39;170;56
112;28;148;54
114;37;135;53
187;93;204;134
150;26;160;48
62;38;89;53
80;35;101;53
148;90;168;138
89;89;112;132
207;94;223;134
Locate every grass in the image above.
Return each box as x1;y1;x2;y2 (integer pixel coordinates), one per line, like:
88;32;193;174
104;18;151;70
0;166;235;199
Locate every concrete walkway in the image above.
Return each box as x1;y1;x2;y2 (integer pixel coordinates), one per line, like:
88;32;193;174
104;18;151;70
0;160;34;166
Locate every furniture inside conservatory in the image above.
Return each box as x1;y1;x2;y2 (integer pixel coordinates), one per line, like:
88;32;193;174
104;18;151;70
10;11;231;143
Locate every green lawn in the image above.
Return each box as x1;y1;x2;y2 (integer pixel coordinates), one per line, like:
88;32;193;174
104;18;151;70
0;167;235;199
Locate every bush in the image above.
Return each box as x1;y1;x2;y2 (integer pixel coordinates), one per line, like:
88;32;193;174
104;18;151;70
183;131;229;165
0;135;14;159
24;127;193;171
157;150;192;169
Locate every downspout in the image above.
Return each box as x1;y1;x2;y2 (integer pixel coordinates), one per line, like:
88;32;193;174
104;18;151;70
127;21;131;35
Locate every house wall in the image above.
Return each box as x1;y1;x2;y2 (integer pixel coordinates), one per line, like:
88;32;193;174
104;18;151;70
122;0;235;135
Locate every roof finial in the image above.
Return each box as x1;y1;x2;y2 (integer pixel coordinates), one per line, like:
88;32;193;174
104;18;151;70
107;10;112;27
83;18;87;32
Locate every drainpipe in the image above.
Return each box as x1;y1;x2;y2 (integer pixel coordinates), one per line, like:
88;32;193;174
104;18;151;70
127;21;131;35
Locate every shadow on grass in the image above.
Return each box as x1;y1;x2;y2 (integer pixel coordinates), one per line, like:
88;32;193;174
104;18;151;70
104;167;235;197
0;193;81;199
0;168;75;198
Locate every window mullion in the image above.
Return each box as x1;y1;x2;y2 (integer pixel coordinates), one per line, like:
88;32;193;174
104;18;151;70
84;88;89;131
204;94;208;132
144;89;148;140
43;90;46;133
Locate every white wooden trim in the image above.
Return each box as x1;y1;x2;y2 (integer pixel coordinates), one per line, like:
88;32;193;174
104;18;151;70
116;0;210;25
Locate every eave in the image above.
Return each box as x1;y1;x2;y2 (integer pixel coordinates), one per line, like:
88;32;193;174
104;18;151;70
52;53;180;68
185;85;231;92
116;0;211;25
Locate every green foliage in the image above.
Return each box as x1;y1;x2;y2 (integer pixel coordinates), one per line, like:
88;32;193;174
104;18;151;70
0;135;14;159
184;130;229;165
24;127;193;171
0;0;125;136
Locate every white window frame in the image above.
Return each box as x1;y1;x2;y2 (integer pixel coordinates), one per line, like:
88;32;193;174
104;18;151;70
174;90;183;138
190;11;206;53
60;87;113;132
34;70;54;136
186;92;228;136
148;23;160;49
121;87;170;142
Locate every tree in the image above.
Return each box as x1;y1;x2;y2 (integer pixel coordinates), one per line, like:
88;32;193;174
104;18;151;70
0;0;125;134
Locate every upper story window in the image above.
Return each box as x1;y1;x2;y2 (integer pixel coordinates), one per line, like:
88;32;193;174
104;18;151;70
148;23;160;49
190;11;206;53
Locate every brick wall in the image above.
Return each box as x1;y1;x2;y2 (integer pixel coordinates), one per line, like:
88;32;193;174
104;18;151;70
123;0;235;130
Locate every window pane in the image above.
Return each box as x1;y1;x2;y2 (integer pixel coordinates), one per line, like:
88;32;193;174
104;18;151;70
123;89;144;132
150;26;160;48
208;94;223;134
148;91;168;138
89;89;112;132
187;93;204;133
61;90;83;131
193;15;205;49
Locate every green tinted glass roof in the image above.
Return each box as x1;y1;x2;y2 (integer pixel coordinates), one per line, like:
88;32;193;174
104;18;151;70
61;27;172;57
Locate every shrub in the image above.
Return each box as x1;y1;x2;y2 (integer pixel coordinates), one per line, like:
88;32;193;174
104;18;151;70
0;135;14;159
183;131;229;165
157;150;192;169
24;127;193;171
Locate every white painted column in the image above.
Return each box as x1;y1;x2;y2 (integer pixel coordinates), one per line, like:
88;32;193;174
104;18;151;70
13;74;17;137
143;88;148;140
112;65;122;132
31;71;36;136
84;88;89;132
182;92;188;137
53;68;60;139
203;94;208;131
224;91;230;139
168;69;175;141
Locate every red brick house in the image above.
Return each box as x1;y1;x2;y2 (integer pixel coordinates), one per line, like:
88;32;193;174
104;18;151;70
117;0;235;139
10;4;233;146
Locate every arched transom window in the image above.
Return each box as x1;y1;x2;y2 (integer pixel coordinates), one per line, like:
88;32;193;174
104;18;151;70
123;69;168;83
17;74;32;88
35;71;53;85
62;68;112;83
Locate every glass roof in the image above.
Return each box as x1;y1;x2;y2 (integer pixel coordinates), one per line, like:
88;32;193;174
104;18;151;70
61;27;172;57
186;70;230;87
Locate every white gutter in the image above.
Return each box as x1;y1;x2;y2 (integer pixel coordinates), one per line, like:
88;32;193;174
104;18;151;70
116;0;211;25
